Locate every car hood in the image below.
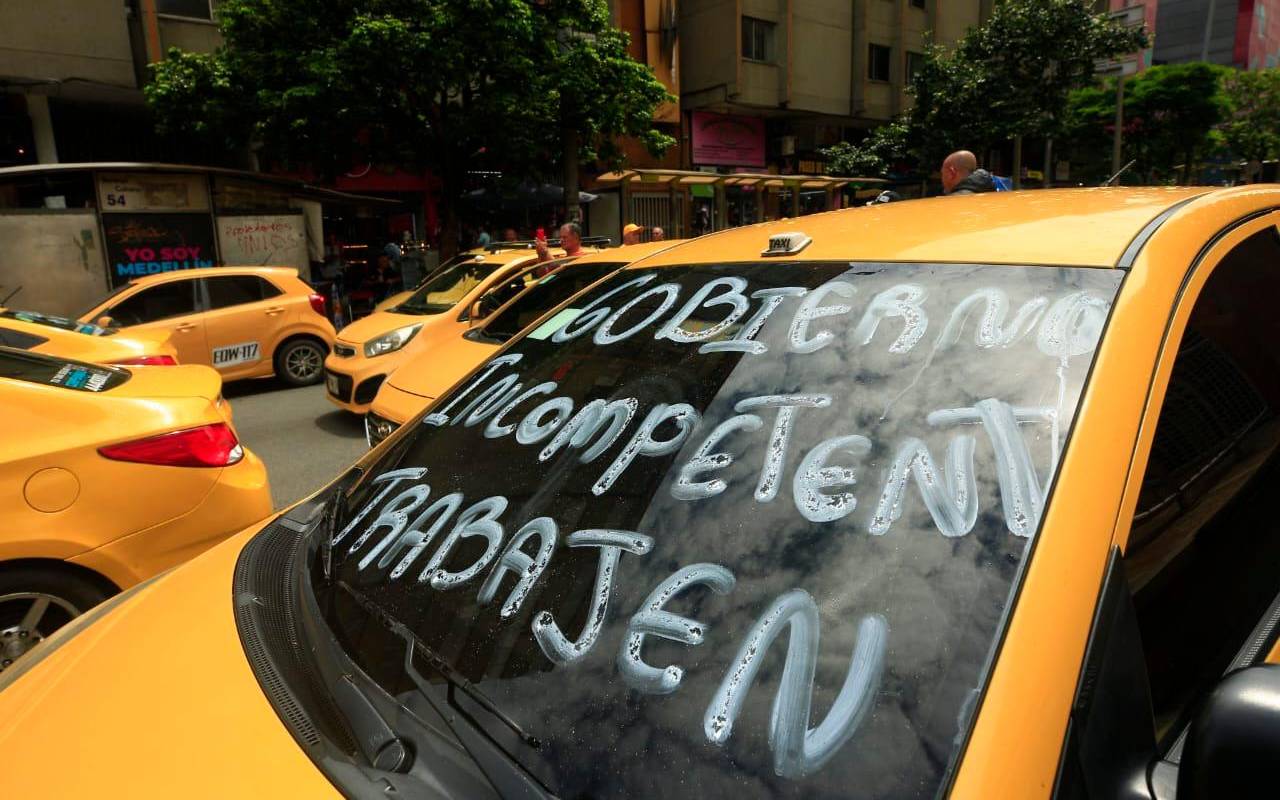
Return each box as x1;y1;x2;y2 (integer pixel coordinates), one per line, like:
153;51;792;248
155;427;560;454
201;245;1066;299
385;332;497;399
336;309;430;345
0;526;340;798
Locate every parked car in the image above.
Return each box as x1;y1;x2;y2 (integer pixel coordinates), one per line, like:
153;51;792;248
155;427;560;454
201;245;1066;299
0;307;178;366
79;267;336;386
0;347;271;673
8;188;1280;799
324;248;569;414
366;241;681;446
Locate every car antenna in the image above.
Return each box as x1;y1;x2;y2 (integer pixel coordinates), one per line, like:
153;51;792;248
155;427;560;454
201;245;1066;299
1;284;22;305
1103;159;1137;187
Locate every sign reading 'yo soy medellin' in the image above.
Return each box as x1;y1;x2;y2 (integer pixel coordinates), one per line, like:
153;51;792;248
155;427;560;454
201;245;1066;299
96;172;219;288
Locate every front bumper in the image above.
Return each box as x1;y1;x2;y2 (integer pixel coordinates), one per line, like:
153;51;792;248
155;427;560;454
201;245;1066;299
323;345;401;414
367;380;434;427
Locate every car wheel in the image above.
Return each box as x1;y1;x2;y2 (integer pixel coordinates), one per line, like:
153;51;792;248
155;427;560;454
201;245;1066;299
275;338;326;387
0;567;112;673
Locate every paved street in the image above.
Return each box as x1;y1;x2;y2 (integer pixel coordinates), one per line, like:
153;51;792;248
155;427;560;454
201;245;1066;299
223;378;368;509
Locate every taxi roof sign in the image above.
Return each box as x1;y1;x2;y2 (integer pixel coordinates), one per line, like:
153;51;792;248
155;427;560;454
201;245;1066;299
761;232;812;257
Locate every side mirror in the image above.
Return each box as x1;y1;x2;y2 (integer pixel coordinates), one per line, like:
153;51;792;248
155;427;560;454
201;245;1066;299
96;315;114;328
1177;664;1280;799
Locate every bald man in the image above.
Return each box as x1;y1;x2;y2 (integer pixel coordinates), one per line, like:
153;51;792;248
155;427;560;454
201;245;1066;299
941;150;996;195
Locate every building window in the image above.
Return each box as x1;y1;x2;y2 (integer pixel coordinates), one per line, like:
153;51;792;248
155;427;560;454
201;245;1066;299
156;0;213;20
742;17;775;63
906;51;925;82
910;0;927;9
868;44;892;82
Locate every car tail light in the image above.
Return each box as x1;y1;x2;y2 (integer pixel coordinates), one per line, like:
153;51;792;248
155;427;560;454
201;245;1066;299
308;293;327;317
111;355;178;366
98;423;244;468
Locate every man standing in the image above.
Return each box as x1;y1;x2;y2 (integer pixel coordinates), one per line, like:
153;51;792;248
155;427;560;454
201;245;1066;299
651;226;665;241
558;222;583;257
941;150;996;195
622;223;643;245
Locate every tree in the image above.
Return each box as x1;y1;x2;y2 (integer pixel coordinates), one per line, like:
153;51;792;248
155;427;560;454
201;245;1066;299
1062;63;1229;184
908;0;1147;184
1218;68;1280;180
822;120;909;178
146;0;672;254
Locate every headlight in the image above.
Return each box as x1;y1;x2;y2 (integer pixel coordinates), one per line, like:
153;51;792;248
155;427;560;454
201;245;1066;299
364;324;423;358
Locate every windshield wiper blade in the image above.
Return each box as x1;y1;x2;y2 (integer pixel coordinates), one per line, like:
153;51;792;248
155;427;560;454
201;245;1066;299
331;580;554;799
322;467;364;582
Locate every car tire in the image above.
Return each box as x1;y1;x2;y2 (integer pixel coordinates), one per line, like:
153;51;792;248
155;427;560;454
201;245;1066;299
275;338;327;387
0;566;113;673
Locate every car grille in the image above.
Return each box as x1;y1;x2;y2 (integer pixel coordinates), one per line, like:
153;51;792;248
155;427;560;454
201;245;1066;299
325;369;353;402
332;343;357;358
365;411;399;448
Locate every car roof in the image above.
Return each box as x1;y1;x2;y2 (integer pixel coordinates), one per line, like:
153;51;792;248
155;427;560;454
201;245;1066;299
124;266;300;288
636;188;1214;269
568;240;687;265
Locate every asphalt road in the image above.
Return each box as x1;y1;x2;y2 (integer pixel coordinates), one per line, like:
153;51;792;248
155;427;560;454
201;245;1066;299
222;378;368;509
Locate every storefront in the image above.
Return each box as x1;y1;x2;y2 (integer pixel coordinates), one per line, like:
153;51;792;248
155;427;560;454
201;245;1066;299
0;163;396;316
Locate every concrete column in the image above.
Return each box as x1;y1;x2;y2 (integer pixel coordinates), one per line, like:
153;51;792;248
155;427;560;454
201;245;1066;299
26;95;58;164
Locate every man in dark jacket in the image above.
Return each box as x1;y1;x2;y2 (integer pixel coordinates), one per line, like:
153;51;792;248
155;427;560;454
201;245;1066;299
941;150;997;195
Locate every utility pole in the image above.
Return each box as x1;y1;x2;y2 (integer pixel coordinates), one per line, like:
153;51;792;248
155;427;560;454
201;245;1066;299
1097;5;1145;181
1113;75;1124;176
1200;0;1217;62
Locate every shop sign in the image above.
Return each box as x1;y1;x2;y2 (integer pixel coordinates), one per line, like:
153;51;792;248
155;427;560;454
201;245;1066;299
102;213;218;287
97;172;211;213
691;112;766;168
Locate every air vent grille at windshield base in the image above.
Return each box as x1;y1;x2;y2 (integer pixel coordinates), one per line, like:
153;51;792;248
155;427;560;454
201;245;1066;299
232;521;356;754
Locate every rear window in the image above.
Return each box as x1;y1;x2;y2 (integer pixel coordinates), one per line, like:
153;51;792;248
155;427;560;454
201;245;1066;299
0;309;113;336
0;348;129;392
319;261;1122;799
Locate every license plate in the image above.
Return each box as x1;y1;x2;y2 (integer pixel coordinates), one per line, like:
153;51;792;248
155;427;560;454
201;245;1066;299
325;373;340;394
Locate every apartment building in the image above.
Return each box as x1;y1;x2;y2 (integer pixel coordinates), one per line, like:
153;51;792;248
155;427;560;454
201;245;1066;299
0;0;221;167
678;0;993;173
1154;0;1280;69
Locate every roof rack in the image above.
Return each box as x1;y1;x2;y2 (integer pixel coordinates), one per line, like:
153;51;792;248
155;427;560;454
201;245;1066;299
483;235;611;253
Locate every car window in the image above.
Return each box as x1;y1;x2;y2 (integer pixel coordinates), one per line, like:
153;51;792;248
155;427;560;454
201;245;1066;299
0;325;48;350
204;275;283;310
394;260;505;315
0;309;113;336
317;261;1122;800
108;280;197;326
1125;225;1280;743
479;261;624;343
470;264;542;320
0;348;128;391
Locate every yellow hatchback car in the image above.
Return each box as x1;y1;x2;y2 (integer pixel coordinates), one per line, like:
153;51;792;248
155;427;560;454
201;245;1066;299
366;242;682;445
0;308;178;366
324;248;560;414
0;346;271;672
79;267;336;386
12;188;1280;799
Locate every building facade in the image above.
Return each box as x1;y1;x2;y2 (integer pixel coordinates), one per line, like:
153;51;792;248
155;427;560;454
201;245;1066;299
677;0;993;175
1154;0;1280;69
0;0;222;168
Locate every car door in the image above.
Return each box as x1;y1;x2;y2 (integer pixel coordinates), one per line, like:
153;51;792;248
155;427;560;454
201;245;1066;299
199;274;283;378
1054;214;1280;798
103;278;207;366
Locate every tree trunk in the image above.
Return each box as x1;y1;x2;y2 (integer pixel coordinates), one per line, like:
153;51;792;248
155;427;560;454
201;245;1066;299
563;126;581;224
1043;137;1053;188
438;168;462;260
1012;136;1023;190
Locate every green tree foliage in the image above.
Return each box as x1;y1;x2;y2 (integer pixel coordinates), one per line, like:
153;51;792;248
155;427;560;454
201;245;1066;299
1218;68;1280;173
821;121;908;178
908;0;1146;172
1063;63;1230;184
145;0;673;252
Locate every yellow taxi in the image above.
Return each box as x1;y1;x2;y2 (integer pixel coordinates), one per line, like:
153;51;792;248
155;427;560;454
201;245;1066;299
0;346;271;673
10;188;1280;799
366;242;682;445
323;247;566;414
0;307;178;366
79;266;336;386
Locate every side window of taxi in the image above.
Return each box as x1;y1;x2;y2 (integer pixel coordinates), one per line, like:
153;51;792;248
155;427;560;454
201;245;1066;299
109;280;198;326
1126;225;1280;741
205;275;283;310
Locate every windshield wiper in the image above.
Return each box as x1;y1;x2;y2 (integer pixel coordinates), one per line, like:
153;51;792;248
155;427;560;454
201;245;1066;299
322;467;364;582
333;580;555;799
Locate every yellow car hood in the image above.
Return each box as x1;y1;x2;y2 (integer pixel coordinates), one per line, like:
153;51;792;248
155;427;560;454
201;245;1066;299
386;332;497;400
0;528;340;798
336;309;428;345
